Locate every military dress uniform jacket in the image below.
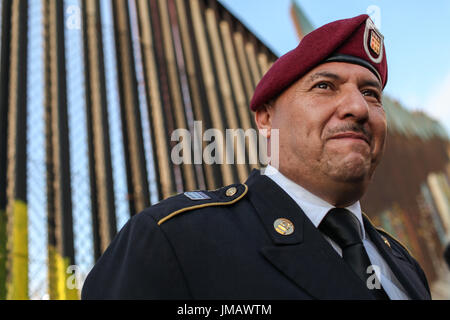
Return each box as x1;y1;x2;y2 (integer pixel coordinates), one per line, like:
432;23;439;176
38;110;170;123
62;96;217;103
81;170;431;300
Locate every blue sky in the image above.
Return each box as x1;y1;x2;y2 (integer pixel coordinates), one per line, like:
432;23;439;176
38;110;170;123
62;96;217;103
219;0;450;134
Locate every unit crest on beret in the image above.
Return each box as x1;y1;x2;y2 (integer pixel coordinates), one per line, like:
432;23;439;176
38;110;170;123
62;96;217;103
157;183;248;225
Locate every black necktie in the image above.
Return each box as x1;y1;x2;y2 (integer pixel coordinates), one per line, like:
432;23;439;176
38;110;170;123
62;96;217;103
319;208;390;300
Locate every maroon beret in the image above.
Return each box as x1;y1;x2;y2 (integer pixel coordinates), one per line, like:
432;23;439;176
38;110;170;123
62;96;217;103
250;14;387;111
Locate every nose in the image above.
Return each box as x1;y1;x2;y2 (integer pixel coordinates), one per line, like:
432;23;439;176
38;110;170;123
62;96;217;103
336;85;369;123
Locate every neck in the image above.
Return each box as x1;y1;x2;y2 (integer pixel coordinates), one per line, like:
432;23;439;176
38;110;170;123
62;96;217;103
274;164;367;207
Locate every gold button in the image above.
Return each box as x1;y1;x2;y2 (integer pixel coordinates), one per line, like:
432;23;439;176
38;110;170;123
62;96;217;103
225;187;237;197
274;218;294;236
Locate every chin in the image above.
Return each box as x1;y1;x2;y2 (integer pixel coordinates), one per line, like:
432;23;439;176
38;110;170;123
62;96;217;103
324;157;371;183
335;172;368;183
325;168;366;183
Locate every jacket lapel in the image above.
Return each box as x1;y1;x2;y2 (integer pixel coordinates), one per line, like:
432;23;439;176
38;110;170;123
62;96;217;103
246;170;375;300
362;216;431;300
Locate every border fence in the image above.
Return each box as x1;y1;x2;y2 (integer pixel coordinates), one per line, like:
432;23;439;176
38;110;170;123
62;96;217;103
0;0;277;299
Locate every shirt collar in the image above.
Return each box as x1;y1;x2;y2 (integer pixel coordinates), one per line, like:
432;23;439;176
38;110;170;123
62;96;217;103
262;165;366;239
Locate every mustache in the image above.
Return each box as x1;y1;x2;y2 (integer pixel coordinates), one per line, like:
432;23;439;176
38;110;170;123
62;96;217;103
325;123;372;141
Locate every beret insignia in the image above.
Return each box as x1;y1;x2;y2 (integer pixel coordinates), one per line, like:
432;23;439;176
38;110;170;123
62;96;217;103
364;18;384;63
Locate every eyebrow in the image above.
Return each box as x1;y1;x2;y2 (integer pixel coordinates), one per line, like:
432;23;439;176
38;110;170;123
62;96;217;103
308;71;382;91
309;71;341;82
359;79;382;91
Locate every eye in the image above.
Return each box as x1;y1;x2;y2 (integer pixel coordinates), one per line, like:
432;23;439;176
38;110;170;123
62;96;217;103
362;89;380;99
313;82;332;90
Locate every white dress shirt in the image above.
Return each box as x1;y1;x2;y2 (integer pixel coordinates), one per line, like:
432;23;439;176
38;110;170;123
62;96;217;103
263;165;410;300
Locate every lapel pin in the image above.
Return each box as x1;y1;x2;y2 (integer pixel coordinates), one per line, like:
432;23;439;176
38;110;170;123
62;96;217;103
382;236;391;248
274;218;294;236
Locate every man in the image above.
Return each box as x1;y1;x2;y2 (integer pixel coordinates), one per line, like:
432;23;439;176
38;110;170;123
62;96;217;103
82;14;431;300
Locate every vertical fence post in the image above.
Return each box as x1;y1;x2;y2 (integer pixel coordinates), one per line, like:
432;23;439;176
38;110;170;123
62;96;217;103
5;0;28;300
81;0;117;260
0;0;13;301
43;0;77;300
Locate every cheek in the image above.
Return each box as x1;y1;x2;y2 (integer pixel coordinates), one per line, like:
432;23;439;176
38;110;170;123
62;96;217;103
273;95;328;157
366;114;387;166
371;112;387;150
274;114;307;161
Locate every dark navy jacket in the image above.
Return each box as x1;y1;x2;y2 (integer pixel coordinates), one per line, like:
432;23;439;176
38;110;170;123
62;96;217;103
81;170;431;300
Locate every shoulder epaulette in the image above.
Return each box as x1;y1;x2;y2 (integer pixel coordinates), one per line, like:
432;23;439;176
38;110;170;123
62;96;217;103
157;183;248;226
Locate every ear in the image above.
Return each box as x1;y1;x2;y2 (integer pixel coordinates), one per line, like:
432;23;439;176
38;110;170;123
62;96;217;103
254;104;274;138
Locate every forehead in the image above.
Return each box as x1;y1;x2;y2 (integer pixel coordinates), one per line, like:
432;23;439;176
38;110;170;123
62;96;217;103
302;62;381;85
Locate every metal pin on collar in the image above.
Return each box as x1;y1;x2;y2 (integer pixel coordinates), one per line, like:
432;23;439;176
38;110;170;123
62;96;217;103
274;218;294;236
382;236;391;248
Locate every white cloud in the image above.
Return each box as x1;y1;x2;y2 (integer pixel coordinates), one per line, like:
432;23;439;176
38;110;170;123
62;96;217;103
425;72;450;136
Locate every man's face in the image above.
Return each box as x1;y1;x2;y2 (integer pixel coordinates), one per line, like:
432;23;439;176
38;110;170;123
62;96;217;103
258;62;387;203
